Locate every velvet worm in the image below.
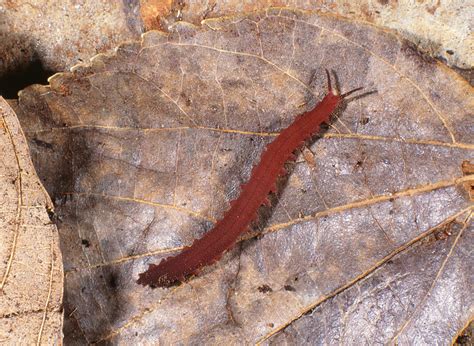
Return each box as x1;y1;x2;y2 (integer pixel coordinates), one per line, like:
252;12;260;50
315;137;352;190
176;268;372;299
137;70;362;288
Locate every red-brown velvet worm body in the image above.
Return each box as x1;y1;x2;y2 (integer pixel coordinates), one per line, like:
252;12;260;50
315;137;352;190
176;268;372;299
137;71;360;287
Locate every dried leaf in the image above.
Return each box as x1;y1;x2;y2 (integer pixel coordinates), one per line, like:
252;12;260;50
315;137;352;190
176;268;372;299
267;215;473;345
142;1;473;71
15;10;473;344
0;98;63;343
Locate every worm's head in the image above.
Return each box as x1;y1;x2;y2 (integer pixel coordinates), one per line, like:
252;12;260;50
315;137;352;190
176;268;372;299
325;69;363;103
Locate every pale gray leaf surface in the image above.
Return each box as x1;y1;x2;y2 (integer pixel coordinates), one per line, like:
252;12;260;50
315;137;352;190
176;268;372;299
266;214;473;345
142;1;473;71
15;9;473;344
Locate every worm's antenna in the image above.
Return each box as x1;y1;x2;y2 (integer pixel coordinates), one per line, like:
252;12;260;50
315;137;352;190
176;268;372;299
341;87;363;98
325;69;338;95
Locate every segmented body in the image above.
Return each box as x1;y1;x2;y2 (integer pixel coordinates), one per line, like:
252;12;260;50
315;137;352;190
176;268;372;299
137;72;354;288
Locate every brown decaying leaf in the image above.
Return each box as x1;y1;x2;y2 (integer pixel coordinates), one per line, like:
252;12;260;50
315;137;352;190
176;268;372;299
14;9;473;344
0;98;63;344
267;214;473;345
141;1;473;72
